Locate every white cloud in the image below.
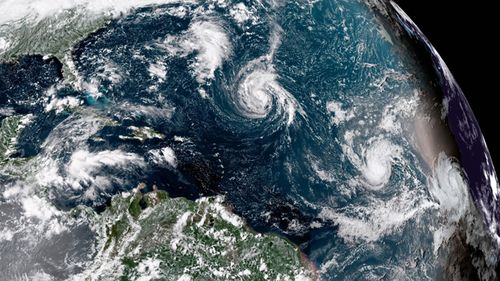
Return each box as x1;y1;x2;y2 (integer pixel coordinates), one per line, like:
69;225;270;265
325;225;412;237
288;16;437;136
66;149;145;190
0;0;194;26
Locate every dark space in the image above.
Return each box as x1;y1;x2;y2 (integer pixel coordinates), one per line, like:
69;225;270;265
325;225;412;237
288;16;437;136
393;0;499;169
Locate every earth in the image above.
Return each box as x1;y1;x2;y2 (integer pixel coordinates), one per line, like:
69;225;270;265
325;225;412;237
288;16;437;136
0;0;499;280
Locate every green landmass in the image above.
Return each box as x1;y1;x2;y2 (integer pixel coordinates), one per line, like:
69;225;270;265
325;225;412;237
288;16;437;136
0;9;110;79
76;186;313;280
0;115;31;172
